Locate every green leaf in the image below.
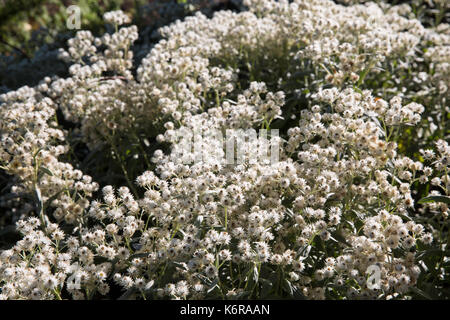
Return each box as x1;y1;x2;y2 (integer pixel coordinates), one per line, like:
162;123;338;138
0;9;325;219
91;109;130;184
410;287;433;300
291;284;307;300
283;279;293;296
129;253;149;260
206;279;219;294
418;195;450;205
332;232;350;246
39;166;54;176
416;248;448;260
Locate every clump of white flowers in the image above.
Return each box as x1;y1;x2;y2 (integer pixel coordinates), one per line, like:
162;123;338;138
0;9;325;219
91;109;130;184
0;0;449;300
103;10;131;26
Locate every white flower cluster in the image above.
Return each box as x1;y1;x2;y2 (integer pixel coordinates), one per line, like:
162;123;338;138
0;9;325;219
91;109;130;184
0;85;98;224
0;0;449;300
103;10;131;26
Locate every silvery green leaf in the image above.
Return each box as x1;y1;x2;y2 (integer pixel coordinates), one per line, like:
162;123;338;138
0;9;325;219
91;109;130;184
418;195;450;205
39;166;53;176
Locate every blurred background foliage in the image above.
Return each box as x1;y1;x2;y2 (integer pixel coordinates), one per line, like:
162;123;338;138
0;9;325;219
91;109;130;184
0;0;245;92
0;0;447;93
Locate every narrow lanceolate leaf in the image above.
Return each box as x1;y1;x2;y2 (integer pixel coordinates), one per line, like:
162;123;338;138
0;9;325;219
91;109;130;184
417;195;450;205
39;166;54;176
410;287;433;300
206;279;219;294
